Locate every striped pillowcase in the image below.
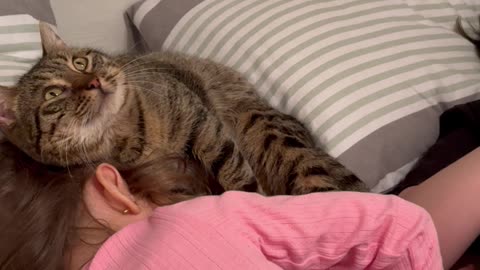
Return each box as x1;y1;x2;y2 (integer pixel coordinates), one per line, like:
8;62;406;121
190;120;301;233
0;0;56;86
129;0;480;191
0;15;42;86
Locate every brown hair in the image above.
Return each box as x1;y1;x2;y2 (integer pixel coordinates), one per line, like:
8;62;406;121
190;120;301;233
0;141;213;270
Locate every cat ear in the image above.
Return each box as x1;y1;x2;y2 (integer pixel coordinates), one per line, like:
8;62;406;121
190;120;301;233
39;21;66;55
0;86;17;128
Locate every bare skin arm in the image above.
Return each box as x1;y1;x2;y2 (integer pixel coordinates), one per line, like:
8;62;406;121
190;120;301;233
400;147;480;269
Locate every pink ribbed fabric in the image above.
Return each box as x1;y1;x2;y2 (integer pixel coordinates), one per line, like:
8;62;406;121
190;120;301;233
86;191;442;270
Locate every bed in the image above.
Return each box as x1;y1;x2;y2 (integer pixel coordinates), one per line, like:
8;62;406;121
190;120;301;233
1;0;480;268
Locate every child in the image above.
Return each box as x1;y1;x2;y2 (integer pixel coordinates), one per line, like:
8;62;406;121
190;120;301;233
0;141;478;269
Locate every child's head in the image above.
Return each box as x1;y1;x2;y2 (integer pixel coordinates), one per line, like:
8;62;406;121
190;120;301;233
0;141;213;270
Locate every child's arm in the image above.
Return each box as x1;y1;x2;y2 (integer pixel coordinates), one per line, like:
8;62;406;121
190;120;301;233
400;147;480;269
200;191;443;270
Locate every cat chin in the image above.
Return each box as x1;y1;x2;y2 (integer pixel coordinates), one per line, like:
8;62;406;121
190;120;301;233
80;89;123;133
100;84;126;118
75;116;111;147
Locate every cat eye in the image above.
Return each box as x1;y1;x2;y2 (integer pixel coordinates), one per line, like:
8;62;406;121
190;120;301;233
44;88;63;101
73;57;88;71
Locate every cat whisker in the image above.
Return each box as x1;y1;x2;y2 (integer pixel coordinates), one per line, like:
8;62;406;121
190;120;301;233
121;67;176;80
120;59;178;75
62;119;77;178
103;58;143;81
81;141;96;172
122;78;166;86
121;81;170;99
131;87;163;100
123;68;169;77
123;79;176;86
116;54;156;74
122;63;178;72
107;58;170;82
122;62;167;72
123;73;160;82
59;123;71;167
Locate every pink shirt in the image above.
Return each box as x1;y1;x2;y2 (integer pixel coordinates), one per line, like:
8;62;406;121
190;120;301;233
86;191;442;270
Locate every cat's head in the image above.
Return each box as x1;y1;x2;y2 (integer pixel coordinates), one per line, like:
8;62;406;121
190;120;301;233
0;23;128;166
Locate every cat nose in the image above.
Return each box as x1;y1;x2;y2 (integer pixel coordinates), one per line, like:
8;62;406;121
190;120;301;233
87;78;101;90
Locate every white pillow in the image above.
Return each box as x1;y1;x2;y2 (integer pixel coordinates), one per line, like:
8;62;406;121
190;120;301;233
0;15;42;87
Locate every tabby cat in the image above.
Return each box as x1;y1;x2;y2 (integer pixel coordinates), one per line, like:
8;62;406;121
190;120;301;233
0;23;367;195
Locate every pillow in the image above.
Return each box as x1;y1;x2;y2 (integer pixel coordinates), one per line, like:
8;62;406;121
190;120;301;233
128;0;480;191
49;0;141;53
0;0;56;86
0;0;56;24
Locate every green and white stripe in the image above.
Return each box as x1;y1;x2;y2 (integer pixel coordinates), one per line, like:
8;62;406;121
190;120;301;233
132;0;480;189
407;0;480;28
0;15;42;86
164;0;480;154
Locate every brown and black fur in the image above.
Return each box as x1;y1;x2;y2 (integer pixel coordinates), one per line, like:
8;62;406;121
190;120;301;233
0;23;367;195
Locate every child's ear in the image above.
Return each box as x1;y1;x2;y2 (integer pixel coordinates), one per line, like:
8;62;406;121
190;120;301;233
39;21;66;55
0;86;17;129
93;163;141;215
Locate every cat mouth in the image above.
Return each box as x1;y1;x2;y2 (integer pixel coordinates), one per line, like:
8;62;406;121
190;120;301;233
81;78;122;125
88;76;114;94
82;89;113;125
97;91;113;111
99;87;114;95
90;84;113;95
